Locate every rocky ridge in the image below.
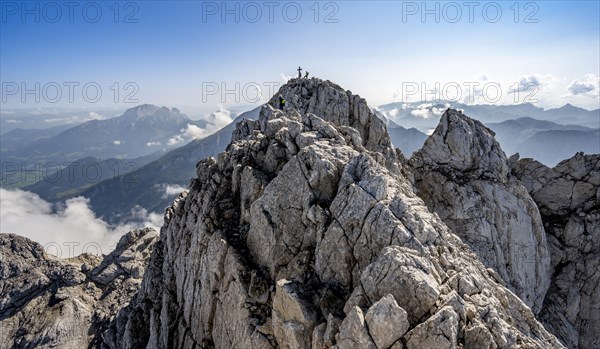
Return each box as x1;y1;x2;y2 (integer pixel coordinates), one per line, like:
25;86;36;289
511;153;600;349
0;228;158;348
101;78;564;348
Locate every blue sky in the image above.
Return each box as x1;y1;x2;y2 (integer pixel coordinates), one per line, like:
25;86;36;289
1;0;599;115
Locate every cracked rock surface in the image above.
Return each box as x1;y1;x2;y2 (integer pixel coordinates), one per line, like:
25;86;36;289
102;78;564;348
409;109;552;314
511;153;600;349
0;228;158;348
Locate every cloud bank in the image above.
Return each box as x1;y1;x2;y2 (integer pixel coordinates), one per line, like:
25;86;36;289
568;74;599;96
168;106;234;146
0;189;162;258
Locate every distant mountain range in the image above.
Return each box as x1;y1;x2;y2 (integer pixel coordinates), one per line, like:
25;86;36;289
79;106;262;223
22;152;166;201
487;117;599;166
3;104;206;162
0;124;74;152
0;105;211;188
387;125;428;157
377;102;600;131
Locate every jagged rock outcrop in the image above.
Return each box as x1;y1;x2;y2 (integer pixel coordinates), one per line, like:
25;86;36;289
409;109;552;314
0;228;158;348
511;153;600;349
104;78;564;348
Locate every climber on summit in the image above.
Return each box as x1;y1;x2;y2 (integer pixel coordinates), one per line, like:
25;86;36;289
297;66;302;79
304;71;309;78
278;95;286;110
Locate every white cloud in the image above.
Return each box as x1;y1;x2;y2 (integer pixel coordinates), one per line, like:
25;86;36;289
409;103;449;119
384;74;597;110
5;119;21;124
567;74;599;96
167;135;184;146
147;141;162;147
88;111;105;120
167;124;203;146
182;124;206;139
128;205;163;228
411;103;434;118
45;117;75;123
432;107;446;116
512;75;542;93
208;105;233;129
167;106;234;146
113;140;122;145
157;184;188;199
1;110;15;115
0;189;162;258
411;108;431;118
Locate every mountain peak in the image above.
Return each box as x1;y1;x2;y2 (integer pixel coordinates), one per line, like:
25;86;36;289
410;108;509;181
268;77;398;167
553;102;584;112
123;104;161;117
116;104;190;130
121;104;185;121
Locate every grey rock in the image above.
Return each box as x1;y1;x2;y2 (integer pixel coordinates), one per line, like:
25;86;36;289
405;306;459;349
273;279;317;349
512;153;600;349
365;294;409;349
0;228;158;348
357;247;441;325
333;306;377;349
409;109;552;313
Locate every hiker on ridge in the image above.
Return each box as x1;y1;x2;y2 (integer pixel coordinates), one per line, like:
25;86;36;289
278;95;286;110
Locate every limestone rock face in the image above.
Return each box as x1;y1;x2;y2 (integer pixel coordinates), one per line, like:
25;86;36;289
103;79;564;348
0;228;158;348
364;294;409;349
409;109;552;314
511;153;600;349
405;306;459;349
269;77;400;174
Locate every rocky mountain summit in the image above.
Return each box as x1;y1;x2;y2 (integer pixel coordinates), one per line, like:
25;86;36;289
0;228;158;348
99;78;569;348
1;78;597;349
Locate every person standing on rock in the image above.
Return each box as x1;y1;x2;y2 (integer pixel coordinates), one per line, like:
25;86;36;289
304;71;309;78
278;95;286;110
